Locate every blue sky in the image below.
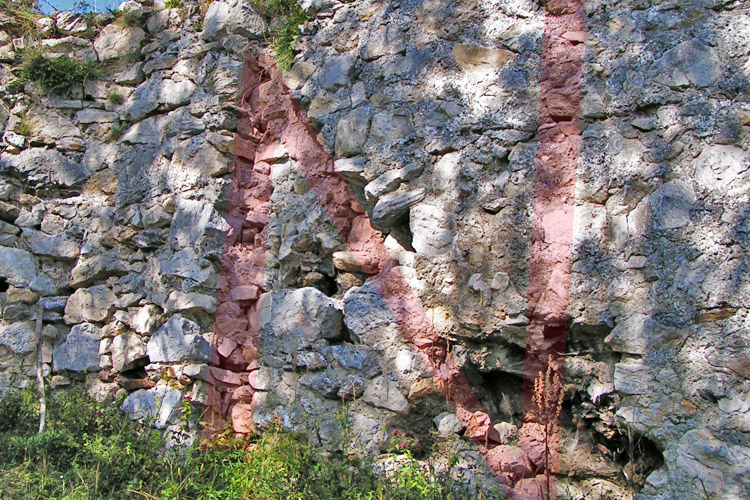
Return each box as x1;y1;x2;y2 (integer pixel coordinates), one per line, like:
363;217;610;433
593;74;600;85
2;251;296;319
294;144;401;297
38;0;122;14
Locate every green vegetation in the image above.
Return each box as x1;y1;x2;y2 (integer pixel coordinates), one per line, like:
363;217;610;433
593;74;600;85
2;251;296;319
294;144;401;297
0;0;41;41
0;387;506;500
21;53;104;95
14;117;32;136
164;0;184;8
105;122;127;142
107;90;125;105
250;0;309;71
113;9;146;28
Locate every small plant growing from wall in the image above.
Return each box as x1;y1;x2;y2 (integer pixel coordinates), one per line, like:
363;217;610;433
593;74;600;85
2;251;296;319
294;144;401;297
107;90;125;105
250;0;308;71
21;52;104;95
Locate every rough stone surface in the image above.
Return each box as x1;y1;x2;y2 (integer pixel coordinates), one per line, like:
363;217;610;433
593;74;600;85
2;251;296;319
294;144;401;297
52;323;100;372
147;315;211;363
0;321;35;354
121;385;182;429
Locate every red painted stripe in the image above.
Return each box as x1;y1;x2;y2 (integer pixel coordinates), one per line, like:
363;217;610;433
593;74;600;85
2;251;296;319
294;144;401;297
519;0;586;497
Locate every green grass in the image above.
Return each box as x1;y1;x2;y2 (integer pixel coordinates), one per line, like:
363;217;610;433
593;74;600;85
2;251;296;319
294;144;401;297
21;53;105;95
107;90;125;105
250;0;309;71
0;387;505;500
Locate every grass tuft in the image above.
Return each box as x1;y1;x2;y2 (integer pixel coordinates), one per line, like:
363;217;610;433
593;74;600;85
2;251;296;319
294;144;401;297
250;0;308;71
21;53;104;95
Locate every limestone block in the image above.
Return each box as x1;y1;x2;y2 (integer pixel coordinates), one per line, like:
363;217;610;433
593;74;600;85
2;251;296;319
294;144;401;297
52;323;100;372
335;107;371;158
0;321;35;354
94;24;146;60
434;411;464;436
121;385;182;429
372;188;426;228
410;202;455;257
318;54;354;91
613;360;650;395
649;39;721;89
64;286;117;324
111;333;148;372
360;23;406;61
22;228;79;259
0;246;35;287
0;149;88;189
362;376;410;414
628;180;696;234
202;0;267;41
262;287;344;345
165;291;217;313
452;43;514;72
55;11;88;35
147;314;211;363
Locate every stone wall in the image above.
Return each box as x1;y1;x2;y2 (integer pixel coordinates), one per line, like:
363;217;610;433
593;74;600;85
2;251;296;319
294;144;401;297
1;0;749;498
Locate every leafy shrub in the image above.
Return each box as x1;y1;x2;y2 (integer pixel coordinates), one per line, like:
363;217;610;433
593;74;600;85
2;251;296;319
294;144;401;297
21;54;104;95
164;0;184;8
0;387;506;500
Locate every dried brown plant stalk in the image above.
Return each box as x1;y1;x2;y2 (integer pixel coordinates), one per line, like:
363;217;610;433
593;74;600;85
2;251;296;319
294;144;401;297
529;355;564;500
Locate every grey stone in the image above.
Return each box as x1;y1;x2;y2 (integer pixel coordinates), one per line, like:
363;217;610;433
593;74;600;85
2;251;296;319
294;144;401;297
261;287;344;345
121;385;182;429
649;39;721;89
52;323;100;372
300;370;341;399
628;180;696;233
124;76;197;122
0;321;35;354
94;24;145;60
369;113;411;144
165;291;217;313
111;333;148;372
605;314;665;356
362;376;410;414
202;0;267;41
365;164;423;201
158;248;213;284
335;107;371;158
170;198;229;254
70;251;129;287
328;344;381;378
0;149;88;189
360;24;406;61
372;188;426;229
22;228;79;259
147;314;211;363
56;11;88;35
410;202;455;257
64;286;117;324
298;0;335;15
334;157;367;186
694;145;750;195
75;109;119;124
0;246;35;287
434;411;464;436
318;55;354;91
613;360;650;395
